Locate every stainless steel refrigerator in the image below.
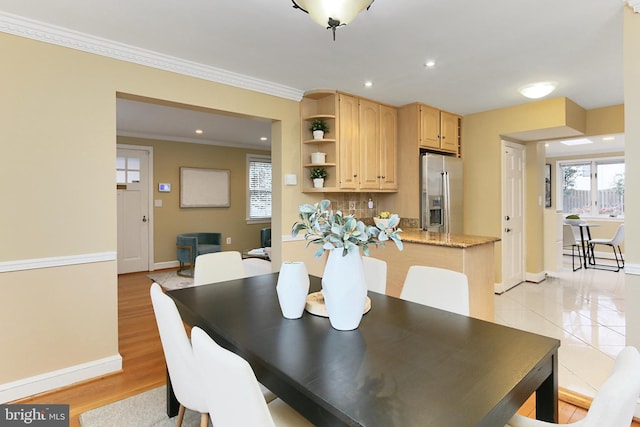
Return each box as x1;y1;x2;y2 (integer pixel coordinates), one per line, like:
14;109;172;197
421;152;463;234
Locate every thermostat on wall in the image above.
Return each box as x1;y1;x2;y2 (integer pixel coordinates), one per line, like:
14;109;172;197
158;183;171;192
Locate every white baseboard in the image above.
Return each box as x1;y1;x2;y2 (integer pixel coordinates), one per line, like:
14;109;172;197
0;354;122;403
526;271;547;283
152;260;179;271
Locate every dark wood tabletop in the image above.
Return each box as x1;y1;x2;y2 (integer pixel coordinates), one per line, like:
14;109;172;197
168;273;559;427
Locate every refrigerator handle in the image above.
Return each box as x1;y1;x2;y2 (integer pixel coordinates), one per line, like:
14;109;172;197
443;171;451;233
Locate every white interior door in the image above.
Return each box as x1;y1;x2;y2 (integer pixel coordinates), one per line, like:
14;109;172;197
501;142;525;291
117;147;150;274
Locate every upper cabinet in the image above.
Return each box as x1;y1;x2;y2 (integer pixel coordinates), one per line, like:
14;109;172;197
301;90;397;193
399;103;462;156
301;91;339;191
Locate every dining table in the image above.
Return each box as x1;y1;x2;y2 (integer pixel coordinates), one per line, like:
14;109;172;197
167;273;560;426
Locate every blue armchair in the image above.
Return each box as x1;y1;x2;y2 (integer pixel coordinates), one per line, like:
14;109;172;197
176;232;222;277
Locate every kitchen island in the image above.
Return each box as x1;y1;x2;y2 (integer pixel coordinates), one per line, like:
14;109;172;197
369;228;499;321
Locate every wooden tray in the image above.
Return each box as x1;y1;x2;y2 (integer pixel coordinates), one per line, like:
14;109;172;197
304;291;371;317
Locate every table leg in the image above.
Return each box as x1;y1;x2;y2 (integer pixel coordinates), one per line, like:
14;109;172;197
586;226;595;265
166;371;179;417
535;352;558;422
579;227;589;269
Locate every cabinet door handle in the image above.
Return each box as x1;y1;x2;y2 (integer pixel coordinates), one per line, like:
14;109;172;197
353;174;357;177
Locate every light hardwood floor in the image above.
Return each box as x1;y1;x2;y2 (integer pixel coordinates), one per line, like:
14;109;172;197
12;270;640;426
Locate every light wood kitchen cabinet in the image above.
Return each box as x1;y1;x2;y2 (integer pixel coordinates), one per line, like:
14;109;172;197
358;98;380;190
379;105;398;190
399;103;462;155
301;90;397;193
301;90;339;192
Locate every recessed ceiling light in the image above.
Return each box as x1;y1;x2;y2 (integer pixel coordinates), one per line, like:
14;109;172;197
425;60;436;68
560;138;593;146
195;129;203;134
518;81;558;99
260;137;268;141
602;136;615;141
364;81;373;88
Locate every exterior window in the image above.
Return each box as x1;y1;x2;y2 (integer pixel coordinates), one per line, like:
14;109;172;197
559;158;624;218
247;155;272;222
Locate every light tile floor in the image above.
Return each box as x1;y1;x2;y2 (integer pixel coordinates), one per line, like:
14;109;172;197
494;257;626;400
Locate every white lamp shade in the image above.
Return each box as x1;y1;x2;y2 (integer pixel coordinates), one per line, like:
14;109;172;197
296;0;374;27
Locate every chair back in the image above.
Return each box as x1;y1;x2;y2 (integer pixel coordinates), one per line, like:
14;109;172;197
149;283;207;413
191;327;276;427
362;256;387;294
400;266;469;315
260;227;272;248
581;346;640;427
610;224;625;246
243;258;272;277
563;224;579;246
194;251;246;286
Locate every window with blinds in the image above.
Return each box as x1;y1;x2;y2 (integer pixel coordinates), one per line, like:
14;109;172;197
247;155;272;222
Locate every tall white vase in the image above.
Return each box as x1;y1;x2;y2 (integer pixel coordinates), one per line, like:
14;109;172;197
321;248;367;330
276;262;310;319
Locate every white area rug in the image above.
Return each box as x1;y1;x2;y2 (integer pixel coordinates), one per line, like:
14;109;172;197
147;270;194;291
79;386;204;427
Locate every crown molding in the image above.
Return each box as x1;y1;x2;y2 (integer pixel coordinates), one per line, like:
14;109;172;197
627;0;640;12
0;11;304;102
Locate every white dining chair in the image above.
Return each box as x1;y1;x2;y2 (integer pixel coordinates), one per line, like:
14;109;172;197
362;256;387;294
191;326;314;427
562;224;583;271
505;346;640;427
589;224;624;272
243;258;273;277
194;251;246;286
400;266;470;316
150;283;209;427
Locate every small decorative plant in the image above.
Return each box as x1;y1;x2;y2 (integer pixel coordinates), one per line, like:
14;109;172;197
566;214;580;219
292;199;403;258
309;167;328;180
377;211;394;219
310;119;330;133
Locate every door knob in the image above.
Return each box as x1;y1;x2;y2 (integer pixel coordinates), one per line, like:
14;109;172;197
142;216;147;222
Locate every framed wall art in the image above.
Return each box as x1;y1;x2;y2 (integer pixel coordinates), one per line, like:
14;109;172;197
180;167;230;208
545;164;552;208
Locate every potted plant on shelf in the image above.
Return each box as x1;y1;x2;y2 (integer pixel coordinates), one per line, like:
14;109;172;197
310;119;329;140
291;199;403;330
309;167;328;188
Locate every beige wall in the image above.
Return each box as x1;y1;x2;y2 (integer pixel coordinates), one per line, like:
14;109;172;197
0;32;301;392
118;136;270;262
624;7;640;349
463;98;623;284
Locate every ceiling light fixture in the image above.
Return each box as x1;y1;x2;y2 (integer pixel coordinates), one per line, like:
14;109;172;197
425;60;436;68
364;81;373;87
518;81;558;99
195;129;203;134
292;0;374;41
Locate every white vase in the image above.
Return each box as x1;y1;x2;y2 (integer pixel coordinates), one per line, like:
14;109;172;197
313;178;324;188
312;130;324;140
276;262;310;319
321;248;367;330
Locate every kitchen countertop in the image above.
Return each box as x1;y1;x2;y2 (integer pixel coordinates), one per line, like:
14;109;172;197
398;228;500;248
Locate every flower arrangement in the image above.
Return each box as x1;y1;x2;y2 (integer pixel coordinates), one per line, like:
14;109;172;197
310;119;330;133
309;167;328;180
377;211;394;219
292;199;403;258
